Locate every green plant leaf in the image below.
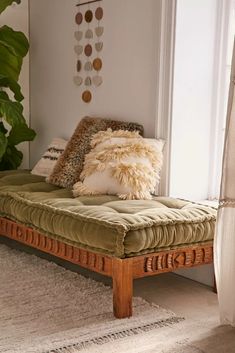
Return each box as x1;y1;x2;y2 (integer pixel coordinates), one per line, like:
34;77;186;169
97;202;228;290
0;91;10;118
0;91;10;100
8;123;36;145
0;91;25;126
0;25;29;57
0;44;22;81
0;74;24;101
0;0;21;14
0;130;8;160
0;1;37;171
0;144;23;170
0;121;8;134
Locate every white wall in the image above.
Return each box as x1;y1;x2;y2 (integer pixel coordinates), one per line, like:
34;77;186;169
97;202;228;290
29;0;160;166
170;0;218;201
175;264;214;287
0;0;29;169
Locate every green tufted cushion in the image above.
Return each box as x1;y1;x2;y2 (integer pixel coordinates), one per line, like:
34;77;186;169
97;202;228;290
0;171;216;258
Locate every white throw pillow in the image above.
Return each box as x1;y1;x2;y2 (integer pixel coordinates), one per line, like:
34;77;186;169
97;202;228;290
31;138;67;177
73;129;164;200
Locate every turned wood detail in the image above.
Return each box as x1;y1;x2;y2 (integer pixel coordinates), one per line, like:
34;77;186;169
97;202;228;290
0;217;112;276
132;245;213;278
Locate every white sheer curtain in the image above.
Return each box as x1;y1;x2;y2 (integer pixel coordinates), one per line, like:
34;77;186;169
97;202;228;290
215;39;235;327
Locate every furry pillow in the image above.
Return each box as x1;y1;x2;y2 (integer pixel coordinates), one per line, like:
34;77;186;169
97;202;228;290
31;138;67;177
47;116;144;188
73;129;164;200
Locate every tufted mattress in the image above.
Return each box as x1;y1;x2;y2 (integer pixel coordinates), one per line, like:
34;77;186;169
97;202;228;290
0;170;216;258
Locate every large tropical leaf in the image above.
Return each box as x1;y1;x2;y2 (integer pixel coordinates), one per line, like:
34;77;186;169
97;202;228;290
0;130;8;160
0;44;22;81
0;91;25;126
0;121;8;135
0;91;10;119
0;1;37;171
0;25;29;57
0;0;21;14
0;144;23;170
8;123;36;145
0;74;24;101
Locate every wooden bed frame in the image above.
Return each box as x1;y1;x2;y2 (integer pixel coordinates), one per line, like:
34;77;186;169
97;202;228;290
0;216;214;318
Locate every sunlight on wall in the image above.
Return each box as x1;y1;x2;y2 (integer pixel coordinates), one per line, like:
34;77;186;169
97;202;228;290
170;0;217;201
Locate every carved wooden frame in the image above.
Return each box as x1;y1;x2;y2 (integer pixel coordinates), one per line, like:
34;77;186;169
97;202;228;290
0;216;213;318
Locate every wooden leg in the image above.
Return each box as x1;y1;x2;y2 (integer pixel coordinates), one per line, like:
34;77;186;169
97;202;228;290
112;258;133;318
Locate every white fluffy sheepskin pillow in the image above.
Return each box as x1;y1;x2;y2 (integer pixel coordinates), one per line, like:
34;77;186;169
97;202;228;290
73;129;164;200
31;138;67;177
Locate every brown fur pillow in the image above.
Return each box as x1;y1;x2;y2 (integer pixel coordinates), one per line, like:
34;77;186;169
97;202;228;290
47;116;144;188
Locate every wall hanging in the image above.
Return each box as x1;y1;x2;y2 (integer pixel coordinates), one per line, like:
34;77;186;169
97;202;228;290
74;0;104;103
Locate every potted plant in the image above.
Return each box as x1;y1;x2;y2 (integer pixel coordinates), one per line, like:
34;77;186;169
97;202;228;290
0;0;36;170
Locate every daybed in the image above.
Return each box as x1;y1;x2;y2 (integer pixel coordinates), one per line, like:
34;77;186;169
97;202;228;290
0;170;216;318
